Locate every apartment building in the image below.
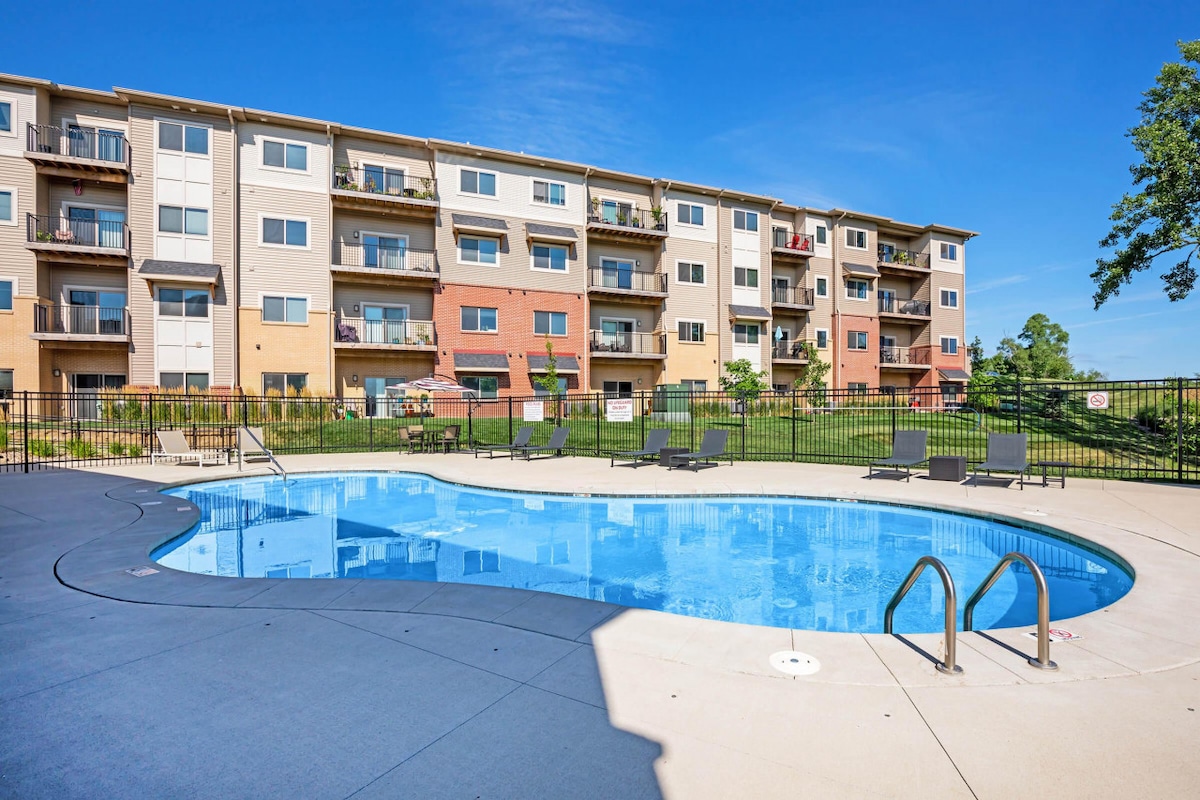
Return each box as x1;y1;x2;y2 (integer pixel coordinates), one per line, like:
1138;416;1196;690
0;74;975;411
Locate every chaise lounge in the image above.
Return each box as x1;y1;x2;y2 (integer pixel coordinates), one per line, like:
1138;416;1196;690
972;433;1029;490
867;430;928;482
475;426;534;459
611;429;671;468
512;427;570;460
152;430;227;467
236;426;273;463
667;429;731;471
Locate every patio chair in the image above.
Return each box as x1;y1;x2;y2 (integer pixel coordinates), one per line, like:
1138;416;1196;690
335;323;359;343
512;427;571;461
611;428;671;468
236;426;273;463
668;429;731;471
475;426;534;459
867;430;928;482
437;424;461;453
972;433;1029;490
152;430;226;467
398;426;425;454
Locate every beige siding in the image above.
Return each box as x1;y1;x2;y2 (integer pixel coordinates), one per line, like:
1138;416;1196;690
586;176;653;213
48;181;127;216
332;286;434;320
589;301;655;331
332;211;436;252
336;136;432;179
435;210;584;294
238;184;330;309
50;265;128;302
0;155;39;299
47;97;129;129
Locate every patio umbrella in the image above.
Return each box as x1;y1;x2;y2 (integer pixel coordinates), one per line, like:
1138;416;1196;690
386;377;472;393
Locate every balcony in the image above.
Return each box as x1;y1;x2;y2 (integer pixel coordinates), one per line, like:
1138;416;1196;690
586;206;668;242
771;227;816;259
588;330;667;359
330;241;439;283
771;340;813;364
331;167;438;217
32;305;130;345
877;293;931;323
333;317;437;353
25;214;130;262
879;346;932;369
586;265;667;301
25;124;130;182
877;245;929;272
771;285;815;310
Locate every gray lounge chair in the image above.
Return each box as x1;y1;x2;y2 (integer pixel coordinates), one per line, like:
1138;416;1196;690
668;429;731;471
973;433;1029;490
868;430;928;482
475;426;534;459
611;429;671;468
512;426;570;460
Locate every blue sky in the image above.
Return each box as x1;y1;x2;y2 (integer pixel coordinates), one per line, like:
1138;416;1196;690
4;0;1197;378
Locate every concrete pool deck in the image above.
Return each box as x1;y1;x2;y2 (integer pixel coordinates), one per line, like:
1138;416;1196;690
2;453;1200;798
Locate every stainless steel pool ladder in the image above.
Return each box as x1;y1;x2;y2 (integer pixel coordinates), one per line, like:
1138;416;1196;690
884;556;962;674
237;427;287;481
964;552;1058;670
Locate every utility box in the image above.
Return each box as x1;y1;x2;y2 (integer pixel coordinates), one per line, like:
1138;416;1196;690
650;384;691;423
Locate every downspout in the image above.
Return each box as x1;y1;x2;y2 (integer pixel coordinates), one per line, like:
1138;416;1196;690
831;209;848;391
716;189;726;388
654;179;670;385
427;139;441;382
228;108;239;392
327;123;335;395
583;166;593;391
767;199;780;386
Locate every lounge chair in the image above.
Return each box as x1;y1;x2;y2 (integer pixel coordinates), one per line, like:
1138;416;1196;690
611;429;671;468
668;429;731;471
437;424;461;453
152;430;226;467
236;426;273;463
972;433;1029;490
475;426;534;459
868;430;928;482
399;426;425;454
512;426;571;460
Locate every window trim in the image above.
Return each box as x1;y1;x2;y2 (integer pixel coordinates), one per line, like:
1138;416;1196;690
814;276;829;297
676;202;705;228
734;265;760;289
154;117;212;158
939;288;960;309
458;235;501;267
844;227;868;250
461;375;500;399
357;161;407;194
675;259;707;286
156;204;207;237
814;328;829;349
732;322;761;345
676;318;707;344
733;208;759;233
530;177;567;207
459;166;499;198
939;241;959;261
261;372;309;396
153;285;210;320
814;224;828;245
0;186;17;226
258;213;311;250
260;136;310;174
0;98;14;137
844;277;871;300
847;330;869;350
530;242;569;273
0;275;16;312
0;368;14;399
680;379;707;393
460;305;499;334
533;310;568;337
259;293;310;325
159;371;211;392
940;336;960;356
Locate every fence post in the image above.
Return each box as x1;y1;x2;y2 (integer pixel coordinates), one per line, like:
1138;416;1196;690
1178;377;1185;481
1015;379;1023;434
22;391;30;474
640;390;646;453
319;397;325;453
595;392;602;457
507;396;513;445
741;395;746;461
148;393;155;455
368;405;374;452
791;389;797;462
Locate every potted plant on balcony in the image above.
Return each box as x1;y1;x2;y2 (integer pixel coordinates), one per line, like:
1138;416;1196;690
616;211;627;226
650;205;664;229
894;251;910;265
414;177;436;200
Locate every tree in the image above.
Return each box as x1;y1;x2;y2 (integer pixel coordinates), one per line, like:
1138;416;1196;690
969;336;986;373
531;337;563;419
793;343;830;407
719;358;769;400
981;313;1105;380
1093;40;1200;306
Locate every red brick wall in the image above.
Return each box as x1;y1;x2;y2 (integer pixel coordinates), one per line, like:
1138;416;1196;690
834;313;880;388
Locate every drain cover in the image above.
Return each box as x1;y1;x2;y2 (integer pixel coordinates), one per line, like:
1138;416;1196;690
770;650;820;676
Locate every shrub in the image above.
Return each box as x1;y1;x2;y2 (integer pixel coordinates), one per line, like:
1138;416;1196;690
127;443;144;458
108;442;126;456
0;424;7;451
65;439;99;459
27;439;59;458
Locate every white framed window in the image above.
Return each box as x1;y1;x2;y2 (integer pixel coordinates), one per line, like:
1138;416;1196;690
681;379;707;392
533;310;567;336
0;101;11;134
0;187;15;225
941;336;959;355
159;206;208;236
848;382;868;394
262;295;308;324
733;323;760;344
733;209;758;232
160;372;210;392
815;276;828;297
940;242;959;261
940;288;959;309
847;331;868;350
734;266;758;288
461;306;498;332
844;228;868;249
532;179;566;206
261;216;308;248
677;202;704;226
459;236;499;265
815;225;827;245
845;278;870;300
263;373;307;395
361;163;406;194
531;244;568;272
677;320;706;343
460;168;497;197
815;328;829;349
462;376;499;399
0;277;14;310
676;261;705;285
157;120;209;155
157;287;209;318
262;138;308;172
0;369;13;399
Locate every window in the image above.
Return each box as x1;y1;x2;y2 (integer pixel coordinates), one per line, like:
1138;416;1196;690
0;370;12;399
815;276;828;297
0;279;12;310
462;376;498;399
940;242;959;261
534;310;567;336
847;331;868;350
533;377;568;397
460;168;497;196
0;101;10;133
678;320;705;343
733;209;758;232
158;121;208;155
361;163;405;194
678;203;704;226
0;189;12;224
531;244;567;271
598;199;633;224
815;329;829;349
532;180;565;206
848;383;868;394
941;336;959;355
459;236;499;265
845;228;867;249
461;306;498;332
159;372;210;392
681;379;707;392
262;139;307;171
676;261;705;284
263;373;308;395
158;206;209;236
733;323;760;344
602;381;633;397
158;288;209;318
262;295;308;324
734;266;758;288
262;217;307;247
940;289;959;308
845;278;869;299
815;225;827;245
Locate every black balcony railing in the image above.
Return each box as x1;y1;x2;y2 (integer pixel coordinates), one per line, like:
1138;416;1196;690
587;266;666;293
771;285;815;306
334;317;435;346
877;246;928;268
26;123;130;167
589;330;666;355
587;205;668;233
332;166;437;200
331;241;438;274
877;294;931;316
879;346;932;366
772;227;816;253
27;214;130;251
771;340;814;361
34;304;129;337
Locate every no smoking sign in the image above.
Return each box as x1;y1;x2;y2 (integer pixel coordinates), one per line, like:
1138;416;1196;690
1086;391;1109;410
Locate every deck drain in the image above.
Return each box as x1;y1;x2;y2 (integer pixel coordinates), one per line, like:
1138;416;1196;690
770;650;820;676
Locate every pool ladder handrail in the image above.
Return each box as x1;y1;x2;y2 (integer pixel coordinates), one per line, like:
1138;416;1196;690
964;552;1058;671
237;427;288;482
883;556;962;675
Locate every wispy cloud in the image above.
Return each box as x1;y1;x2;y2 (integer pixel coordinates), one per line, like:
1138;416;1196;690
968;274;1030;293
1066;310;1175;330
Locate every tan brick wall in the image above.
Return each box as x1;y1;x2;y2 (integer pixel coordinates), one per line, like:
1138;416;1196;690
0;297;42;392
333;353;438;399
238;309;331;393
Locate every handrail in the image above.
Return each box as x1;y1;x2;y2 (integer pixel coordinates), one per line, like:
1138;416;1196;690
237;426;287;481
883;555;962;674
963;552;1058;670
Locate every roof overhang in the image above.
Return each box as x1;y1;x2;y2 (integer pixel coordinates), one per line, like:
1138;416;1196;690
938;369;971;381
842;262;881;278
453;352;510;373
728;304;772;321
136;260;221;285
528;354;580;374
451;213;508;238
525;223;578;245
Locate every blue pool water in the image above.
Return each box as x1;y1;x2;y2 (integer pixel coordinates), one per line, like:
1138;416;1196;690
154;472;1133;634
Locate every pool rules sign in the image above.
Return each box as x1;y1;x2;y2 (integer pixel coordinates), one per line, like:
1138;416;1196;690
1087;391;1110;410
606;398;634;422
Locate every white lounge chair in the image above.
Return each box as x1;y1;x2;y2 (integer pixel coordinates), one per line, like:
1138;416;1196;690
152;430;226;467
236;426;273;463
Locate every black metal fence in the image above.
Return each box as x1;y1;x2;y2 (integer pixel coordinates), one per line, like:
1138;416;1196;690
2;379;1198;481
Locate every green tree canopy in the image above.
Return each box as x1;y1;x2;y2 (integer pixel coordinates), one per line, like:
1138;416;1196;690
1093;40;1200;306
719;358;769;399
978;313;1105;380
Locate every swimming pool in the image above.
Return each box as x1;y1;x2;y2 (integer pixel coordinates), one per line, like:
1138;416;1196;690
154;472;1133;634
